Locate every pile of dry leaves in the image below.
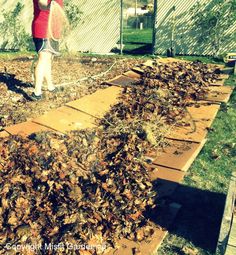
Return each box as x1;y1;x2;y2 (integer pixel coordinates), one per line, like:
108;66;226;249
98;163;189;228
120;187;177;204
101;60;220;146
0;59;221;254
0;129;156;255
138;60;220;123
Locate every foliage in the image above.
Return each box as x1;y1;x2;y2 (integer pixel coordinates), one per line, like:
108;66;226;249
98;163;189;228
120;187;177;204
0;2;31;51
64;0;83;28
0;0;83;51
124;0;151;8
190;0;236;56
127;15;153;29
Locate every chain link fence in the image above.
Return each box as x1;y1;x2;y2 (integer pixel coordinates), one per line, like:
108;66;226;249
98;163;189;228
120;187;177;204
0;0;120;54
153;0;236;56
0;0;235;56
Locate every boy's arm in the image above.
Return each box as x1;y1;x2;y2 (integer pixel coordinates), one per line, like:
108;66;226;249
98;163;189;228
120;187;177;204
38;0;52;10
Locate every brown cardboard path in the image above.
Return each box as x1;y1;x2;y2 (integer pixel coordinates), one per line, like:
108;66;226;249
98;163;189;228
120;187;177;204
5;121;50;136
219;74;229;80
105;203;181;255
106;75;138;87
149;166;186;183
32;87;122;133
205;86;234;103
165;121;208;143
132;66;145;74
187;103;220;128
210;79;225;86
123;70;142;79
66;86;122;117
32;106;96;133
0;131;10;138
149;139;206;171
149;166;185;199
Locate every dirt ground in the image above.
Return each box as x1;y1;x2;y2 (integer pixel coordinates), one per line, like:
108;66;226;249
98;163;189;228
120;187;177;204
0;55;142;130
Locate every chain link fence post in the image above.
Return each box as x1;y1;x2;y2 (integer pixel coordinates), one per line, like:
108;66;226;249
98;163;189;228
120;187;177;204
152;0;158;55
120;0;124;55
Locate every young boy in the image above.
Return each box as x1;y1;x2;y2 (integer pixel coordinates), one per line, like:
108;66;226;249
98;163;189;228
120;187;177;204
30;0;63;101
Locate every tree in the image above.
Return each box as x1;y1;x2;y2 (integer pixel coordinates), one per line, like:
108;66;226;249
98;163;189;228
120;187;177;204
191;0;236;56
64;0;83;28
0;2;30;50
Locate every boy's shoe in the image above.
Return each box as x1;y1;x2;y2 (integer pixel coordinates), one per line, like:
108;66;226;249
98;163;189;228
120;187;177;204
29;92;43;101
48;87;60;93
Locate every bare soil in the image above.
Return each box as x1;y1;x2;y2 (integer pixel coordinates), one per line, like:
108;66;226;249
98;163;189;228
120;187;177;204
0;55;142;130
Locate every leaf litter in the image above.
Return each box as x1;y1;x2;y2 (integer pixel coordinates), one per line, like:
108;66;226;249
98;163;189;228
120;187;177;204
0;58;221;254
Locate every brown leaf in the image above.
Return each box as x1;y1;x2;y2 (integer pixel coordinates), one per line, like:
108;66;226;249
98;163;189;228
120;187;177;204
8;211;18;226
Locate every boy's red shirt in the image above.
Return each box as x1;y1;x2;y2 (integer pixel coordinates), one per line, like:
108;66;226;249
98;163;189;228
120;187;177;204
32;0;63;38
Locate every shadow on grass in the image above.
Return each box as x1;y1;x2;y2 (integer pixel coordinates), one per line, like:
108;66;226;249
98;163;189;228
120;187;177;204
111;43;153;55
146;179;226;254
0;72;32;100
124;43;153;55
123;42;151;45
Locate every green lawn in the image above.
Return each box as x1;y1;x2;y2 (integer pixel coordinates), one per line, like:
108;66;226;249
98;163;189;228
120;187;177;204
123;28;153;43
175;55;225;65
158;63;236;255
123;28;153;54
0;50;35;59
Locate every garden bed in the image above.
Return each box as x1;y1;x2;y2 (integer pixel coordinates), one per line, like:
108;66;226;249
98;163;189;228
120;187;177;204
0;56;234;255
0;55;142;129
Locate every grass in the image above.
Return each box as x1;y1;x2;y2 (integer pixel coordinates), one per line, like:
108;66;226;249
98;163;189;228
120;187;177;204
158;62;236;255
0;28;153;58
123;28;153;44
175;55;225;65
0;50;35;60
122;28;153;54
